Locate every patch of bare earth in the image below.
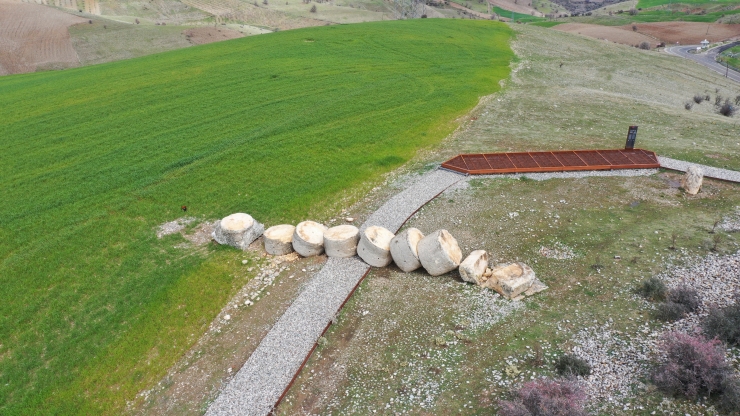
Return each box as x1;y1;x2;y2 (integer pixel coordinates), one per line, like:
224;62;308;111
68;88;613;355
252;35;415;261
0;0;86;75
489;0;544;17
183;27;244;45
625;22;740;45
554;23;658;47
181;0;326;30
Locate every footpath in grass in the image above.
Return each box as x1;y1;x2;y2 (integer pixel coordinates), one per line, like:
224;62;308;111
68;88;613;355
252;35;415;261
0;19;512;414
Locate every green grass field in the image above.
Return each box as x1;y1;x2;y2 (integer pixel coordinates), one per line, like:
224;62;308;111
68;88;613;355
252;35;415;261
637;0;740;8
0;19;512;414
492;6;546;22
720;44;740;71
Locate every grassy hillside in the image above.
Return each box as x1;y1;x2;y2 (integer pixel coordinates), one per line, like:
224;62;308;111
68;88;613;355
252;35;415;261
0;19;512;414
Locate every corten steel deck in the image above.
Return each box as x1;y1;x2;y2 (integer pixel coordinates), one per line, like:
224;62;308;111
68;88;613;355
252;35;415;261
441;149;660;175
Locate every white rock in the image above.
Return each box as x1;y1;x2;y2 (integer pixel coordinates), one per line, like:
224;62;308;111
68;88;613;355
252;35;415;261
212;213;264;250
682;165;703;195
417;230;462;276
264;224;295;255
459;250;489;284
357;226;395;267
484;262;536;299
292;221;328;257
324;225;360;258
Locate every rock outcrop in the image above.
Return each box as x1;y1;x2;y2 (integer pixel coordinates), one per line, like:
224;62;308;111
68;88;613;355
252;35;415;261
324;225;360;258
417;230;462;276
357;226;395;267
212;213;264;250
264;224;296;255
390;228;424;272
292;221;328;257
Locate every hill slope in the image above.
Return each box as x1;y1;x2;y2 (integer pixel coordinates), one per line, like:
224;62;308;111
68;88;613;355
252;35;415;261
0;19;512;414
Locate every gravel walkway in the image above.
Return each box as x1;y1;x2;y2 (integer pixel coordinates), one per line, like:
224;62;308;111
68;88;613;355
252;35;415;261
658;156;740;183
206;169;464;416
206;159;739;415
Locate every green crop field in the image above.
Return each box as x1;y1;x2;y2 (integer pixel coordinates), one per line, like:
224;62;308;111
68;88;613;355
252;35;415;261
637;0;740;8
0;19;512;414
493;6;546;22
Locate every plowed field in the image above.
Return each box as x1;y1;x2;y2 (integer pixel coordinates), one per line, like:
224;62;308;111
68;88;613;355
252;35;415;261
554;23;657;46
623;21;740;44
0;0;85;75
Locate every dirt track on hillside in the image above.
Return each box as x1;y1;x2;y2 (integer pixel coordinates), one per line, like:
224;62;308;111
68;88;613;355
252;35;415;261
0;0;86;75
624;22;740;45
554;23;657;47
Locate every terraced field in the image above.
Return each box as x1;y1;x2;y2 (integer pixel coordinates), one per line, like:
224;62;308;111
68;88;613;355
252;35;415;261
0;19;512;414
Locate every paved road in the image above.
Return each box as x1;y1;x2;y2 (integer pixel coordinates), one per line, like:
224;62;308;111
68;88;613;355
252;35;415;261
665;41;740;83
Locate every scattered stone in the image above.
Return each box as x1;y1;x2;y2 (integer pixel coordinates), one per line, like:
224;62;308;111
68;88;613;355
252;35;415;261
357;226;395;267
484;262;536;299
292;221;328;257
681;165;703;195
417;230;462;276
323;225;360;258
345;217;354;222
390;228;424;272
156;217;195;238
523;278;548;296
264;224;295;255
459;250;489;284
241;259;249;265
212;213;264;250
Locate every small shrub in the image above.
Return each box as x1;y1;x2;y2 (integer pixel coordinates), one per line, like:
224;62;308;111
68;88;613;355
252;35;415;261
684;102;693;110
735;95;740;106
719;100;736;117
705;94;711;101
718;375;740;414
703;301;740;347
667;286;700;313
652;332;729;399
639;41;650;50
632;24;637;31
310;4;317;12
636;277;666;301
499;378;588;416
715;94;724;107
693;94;703;104
555;354;591;377
135;18;140;24
629;8;637;15
652;301;687;321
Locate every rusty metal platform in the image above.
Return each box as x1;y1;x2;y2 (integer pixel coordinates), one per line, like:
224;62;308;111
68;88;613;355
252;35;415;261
441;149;660;175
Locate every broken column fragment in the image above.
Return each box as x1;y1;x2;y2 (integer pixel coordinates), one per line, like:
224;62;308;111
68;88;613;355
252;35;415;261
357;226;395;267
390;228;424;272
417;229;462;276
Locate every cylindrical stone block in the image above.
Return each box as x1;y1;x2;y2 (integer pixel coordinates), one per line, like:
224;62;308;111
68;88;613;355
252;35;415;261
292;221;328;257
324;225;360;258
390;228;424;272
212;213;264;250
264;224;296;255
417;229;462;276
357;226;395;267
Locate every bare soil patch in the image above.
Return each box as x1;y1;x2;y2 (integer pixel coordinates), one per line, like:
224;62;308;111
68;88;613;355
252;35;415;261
181;0;326;30
183;27;244;45
0;0;86;75
554;22;657;46
624;22;740;45
490;0;544;16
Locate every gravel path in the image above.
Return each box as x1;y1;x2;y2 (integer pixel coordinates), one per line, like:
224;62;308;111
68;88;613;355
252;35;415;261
206;159;739;415
206;169;464;416
659;156;740;183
